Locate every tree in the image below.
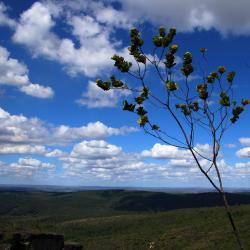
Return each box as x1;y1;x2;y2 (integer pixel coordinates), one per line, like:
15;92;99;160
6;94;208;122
96;26;249;249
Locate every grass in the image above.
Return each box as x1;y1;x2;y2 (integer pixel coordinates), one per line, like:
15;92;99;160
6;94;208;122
0;190;250;249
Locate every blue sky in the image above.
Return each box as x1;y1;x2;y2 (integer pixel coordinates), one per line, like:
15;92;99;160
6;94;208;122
0;0;250;188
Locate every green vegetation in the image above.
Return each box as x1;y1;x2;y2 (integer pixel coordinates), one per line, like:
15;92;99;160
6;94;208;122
1;190;250;249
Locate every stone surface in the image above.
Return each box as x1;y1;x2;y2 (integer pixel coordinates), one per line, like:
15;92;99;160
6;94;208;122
64;241;83;250
1;233;83;250
10;233;26;250
27;233;64;250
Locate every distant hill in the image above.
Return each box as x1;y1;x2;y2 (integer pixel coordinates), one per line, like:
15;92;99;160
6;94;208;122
1;184;250;193
1;190;250;218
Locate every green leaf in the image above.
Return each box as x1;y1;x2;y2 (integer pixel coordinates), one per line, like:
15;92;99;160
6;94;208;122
123;100;135;112
189;102;199;111
165;53;176;68
110;76;124;88
183;52;192;64
218;66;226;74
96;79;110;91
111;54;132;72
219;92;230;106
166;81;179;91
231;106;244;123
152;124;160;130
135;96;145;105
181;64;193;76
137;115;148;127
159;26;166;37
136;106;147;116
141;87;149;98
242;99;250;106
227;71;236;83
170;44;178;54
152;36;162;47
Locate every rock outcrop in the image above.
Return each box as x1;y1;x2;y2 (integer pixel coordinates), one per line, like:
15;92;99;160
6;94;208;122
0;233;83;250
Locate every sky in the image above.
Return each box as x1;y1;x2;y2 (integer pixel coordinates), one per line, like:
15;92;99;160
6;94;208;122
0;0;250;188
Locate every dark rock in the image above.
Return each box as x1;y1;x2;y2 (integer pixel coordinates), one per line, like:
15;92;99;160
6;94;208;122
64;242;83;250
0;244;11;250
7;233;82;250
10;233;26;250
0;232;4;241
27;234;64;250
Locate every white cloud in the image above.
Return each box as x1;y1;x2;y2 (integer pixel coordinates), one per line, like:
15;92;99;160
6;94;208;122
70;140;122;159
76;81;130;108
0;46;29;86
13;2;59;57
239;137;250;146
18;157;54;169
45;149;66;158
60;143;170;182
0;157;56;178
235;162;250;168
94;5;135;29
168;159;194;168
115;0;250;36
0;107;137;146
0;144;46;155
0;143;67;158
141;143;218;174
12;1;135;77
0;46;54;98
236;147;250;158
0;2;16;28
141;143;192;160
53;121;137;143
20;83;54;98
70;15;101;40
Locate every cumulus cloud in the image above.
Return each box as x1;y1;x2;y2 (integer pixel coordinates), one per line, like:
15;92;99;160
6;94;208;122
12;1;135;77
0;107;137;146
45;149;66;158
0;144;46;155
0;46;54;98
0;143;67;158
239;137;250;146
13;2;59;57
70;140;122;159
20;84;54;99
236;147;250;158
60;142;171;182
17;157;55;169
0;2;16;28
58;139;249;184
115;0;250;36
7;0;250;83
235;162;250;168
0;46;29;86
142;143;214;161
1;134;249;184
141;143;192;160
0;157;55;178
94;5;136;29
168;159;194;168
236;138;250;158
76;81;130;108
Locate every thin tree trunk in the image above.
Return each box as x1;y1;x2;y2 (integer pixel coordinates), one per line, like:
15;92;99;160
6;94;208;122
219;188;244;250
213;160;244;250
